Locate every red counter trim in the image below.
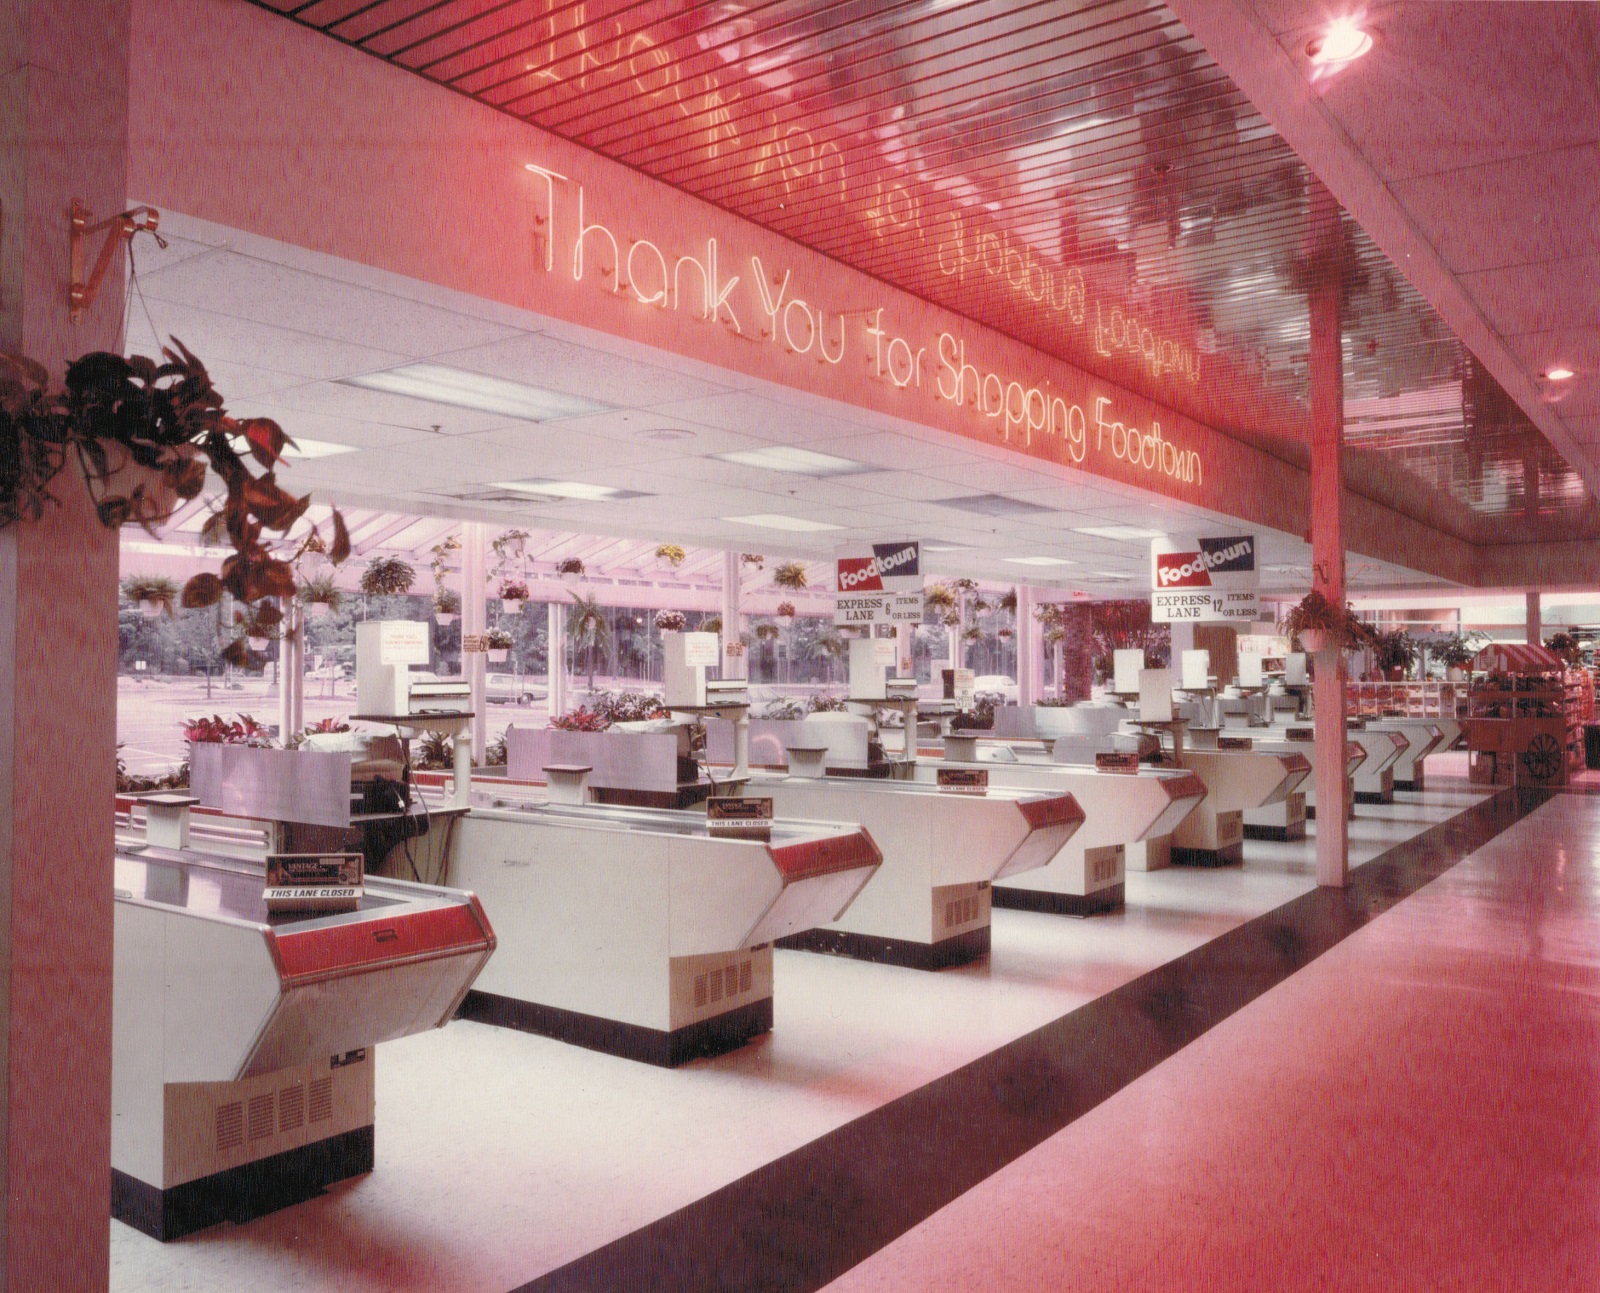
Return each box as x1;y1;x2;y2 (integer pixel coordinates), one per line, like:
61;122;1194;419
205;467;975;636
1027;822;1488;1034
1160;772;1207;803
767;829;883;884
271;904;493;986
1016;794;1085;831
1347;742;1367;765
1281;754;1312;776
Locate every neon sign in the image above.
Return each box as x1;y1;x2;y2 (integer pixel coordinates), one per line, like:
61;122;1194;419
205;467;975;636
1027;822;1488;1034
525;160;1204;492
510;4;1204;394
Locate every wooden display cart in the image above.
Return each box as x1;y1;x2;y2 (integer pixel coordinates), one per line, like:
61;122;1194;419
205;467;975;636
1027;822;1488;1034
1464;644;1592;788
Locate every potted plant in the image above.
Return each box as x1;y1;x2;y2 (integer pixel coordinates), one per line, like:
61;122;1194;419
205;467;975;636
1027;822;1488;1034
1435;631;1479;680
298;573;341;620
499;580;529;614
700;614;723;635
654;609;687;632
772;560;808;591
997;626;1014;640
924;583;957;615
754;622;780;642
998;588;1018;615
1278;589;1349;653
741;553;764;571
486;627;513;663
557;557;585;586
360;557;415;597
434;587;461;625
1546;632;1583;666
123;574;178;619
775;600;796;625
654;543;686;570
1372;629;1417;680
234;602;281;654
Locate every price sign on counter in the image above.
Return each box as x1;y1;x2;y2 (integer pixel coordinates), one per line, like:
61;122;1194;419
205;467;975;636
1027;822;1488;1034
1218;736;1254;751
1287;727;1314;742
1096;751;1142;774
707;796;774;840
936;767;988;794
264;853;363;914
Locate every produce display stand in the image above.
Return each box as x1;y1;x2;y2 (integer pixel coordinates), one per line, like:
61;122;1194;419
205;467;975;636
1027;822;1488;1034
1464;644;1593;787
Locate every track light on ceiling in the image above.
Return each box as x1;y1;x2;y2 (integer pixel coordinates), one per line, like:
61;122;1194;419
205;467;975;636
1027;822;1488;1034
1306;17;1373;66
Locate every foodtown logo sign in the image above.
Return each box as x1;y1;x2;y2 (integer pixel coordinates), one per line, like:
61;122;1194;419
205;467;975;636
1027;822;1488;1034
524;161;1205;491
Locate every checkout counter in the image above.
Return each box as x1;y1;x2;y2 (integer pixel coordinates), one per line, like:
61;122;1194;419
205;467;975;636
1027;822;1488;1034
450;799;881;1066
1247;731;1367;826
1363;717;1456;790
903;747;1205;914
1161;731;1312;866
741;771;1084;968
111;843;494;1240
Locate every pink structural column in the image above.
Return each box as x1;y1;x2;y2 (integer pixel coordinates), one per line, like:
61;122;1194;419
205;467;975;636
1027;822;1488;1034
0;2;130;1287
1016;586;1036;708
1526;591;1541;647
722;551;745;681
1308;182;1349;888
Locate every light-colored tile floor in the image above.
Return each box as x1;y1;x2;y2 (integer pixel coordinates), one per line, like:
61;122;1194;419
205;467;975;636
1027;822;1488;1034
110;780;1488;1292
821;787;1600;1293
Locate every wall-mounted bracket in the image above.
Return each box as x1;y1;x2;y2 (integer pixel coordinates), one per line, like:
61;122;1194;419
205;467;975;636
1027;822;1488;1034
69;199;162;323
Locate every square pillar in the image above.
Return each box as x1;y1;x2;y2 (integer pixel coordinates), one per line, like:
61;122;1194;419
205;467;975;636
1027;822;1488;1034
0;2;132;1286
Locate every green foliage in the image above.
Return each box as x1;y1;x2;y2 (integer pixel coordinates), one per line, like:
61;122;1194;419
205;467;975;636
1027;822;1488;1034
361;557;414;597
771;561;808;590
298;574;341;609
123;574;179;612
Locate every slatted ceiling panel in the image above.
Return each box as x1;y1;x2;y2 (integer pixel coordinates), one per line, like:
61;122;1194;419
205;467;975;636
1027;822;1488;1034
253;0;1591;532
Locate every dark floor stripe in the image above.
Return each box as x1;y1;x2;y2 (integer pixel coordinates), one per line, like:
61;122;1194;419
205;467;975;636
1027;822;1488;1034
512;786;1546;1293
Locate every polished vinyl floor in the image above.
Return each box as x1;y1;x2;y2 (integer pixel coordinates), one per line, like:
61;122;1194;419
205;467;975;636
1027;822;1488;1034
110;769;1592;1293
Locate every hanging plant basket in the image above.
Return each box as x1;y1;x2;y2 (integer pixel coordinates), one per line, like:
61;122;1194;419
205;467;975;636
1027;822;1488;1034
502;599;522;616
487;648;509;663
435;612;457;626
557;558;585;586
1299;628;1331;653
247;635;269;652
307;602;330;621
139;599;163;619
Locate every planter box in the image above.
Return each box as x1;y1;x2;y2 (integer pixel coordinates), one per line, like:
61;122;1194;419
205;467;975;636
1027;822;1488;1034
189;744;352;828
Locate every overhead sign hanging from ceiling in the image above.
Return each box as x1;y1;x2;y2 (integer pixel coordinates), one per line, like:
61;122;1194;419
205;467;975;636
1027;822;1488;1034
1150;534;1259;623
835;540;923;626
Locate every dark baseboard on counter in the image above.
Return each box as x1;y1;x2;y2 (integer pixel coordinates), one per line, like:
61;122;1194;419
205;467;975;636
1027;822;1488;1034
1244;823;1305;842
112;1126;373;1242
458;991;772;1067
776;925;989;970
1171;843;1245;867
991;883;1124;917
1354;790;1395;805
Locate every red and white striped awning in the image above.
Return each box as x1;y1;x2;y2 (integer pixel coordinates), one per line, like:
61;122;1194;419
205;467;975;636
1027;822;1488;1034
1472;643;1563;674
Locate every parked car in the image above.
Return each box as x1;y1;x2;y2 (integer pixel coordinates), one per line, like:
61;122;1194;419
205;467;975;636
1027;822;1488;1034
486;673;542;705
971;674;1020;704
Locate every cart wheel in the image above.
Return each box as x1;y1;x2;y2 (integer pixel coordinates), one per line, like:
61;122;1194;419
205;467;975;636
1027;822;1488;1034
1522;732;1563;783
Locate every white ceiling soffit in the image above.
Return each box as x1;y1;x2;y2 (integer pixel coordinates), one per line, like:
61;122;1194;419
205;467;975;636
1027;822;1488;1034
122;209;1443;597
1168;0;1600;501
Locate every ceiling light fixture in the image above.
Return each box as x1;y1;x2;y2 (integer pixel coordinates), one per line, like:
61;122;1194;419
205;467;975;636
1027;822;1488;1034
341;363;612;422
922;542;974;552
714;446;868;476
490;479;646;502
722;513;844;532
1003;556;1074;567
1544;367;1576;382
1306;16;1372;65
1072;525;1166;541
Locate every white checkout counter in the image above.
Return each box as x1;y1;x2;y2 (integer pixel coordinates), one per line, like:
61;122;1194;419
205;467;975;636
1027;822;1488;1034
112;844;495;1240
449;800;882;1065
737;772;1084;969
1363;718;1456;790
1163;738;1312;866
903;751;1204;915
1247;733;1367;827
1344;726;1408;804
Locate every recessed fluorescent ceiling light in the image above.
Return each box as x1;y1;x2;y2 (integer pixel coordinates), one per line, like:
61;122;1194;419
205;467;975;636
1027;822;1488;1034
722;513;843;532
1072;525;1166;541
491;479;648;502
1003;556;1074;566
341;363;611;422
937;493;1054;518
922;542;974;552
281;436;359;459
715;446;867;476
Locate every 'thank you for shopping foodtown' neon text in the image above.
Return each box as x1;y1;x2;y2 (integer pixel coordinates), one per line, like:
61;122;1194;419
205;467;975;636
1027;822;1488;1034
523;162;1203;490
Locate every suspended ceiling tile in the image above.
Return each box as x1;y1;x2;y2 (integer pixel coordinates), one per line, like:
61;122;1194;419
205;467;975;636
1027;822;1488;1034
440;331;734;408
129;298;411;382
261;377;526;437
1460;253;1600;336
1308;4;1600;182
1389;145;1600;275
139;250;527;356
